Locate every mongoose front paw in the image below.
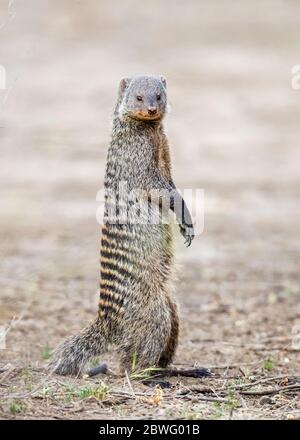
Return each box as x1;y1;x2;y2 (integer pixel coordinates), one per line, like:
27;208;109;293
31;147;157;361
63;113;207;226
180;224;195;247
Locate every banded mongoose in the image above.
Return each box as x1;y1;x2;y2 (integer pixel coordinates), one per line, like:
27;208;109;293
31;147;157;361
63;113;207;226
49;75;200;376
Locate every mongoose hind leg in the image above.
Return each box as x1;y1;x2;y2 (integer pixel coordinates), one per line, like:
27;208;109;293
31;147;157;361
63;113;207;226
158;297;179;368
156;299;211;378
118;336;169;374
142;304;177;389
117;299;173;373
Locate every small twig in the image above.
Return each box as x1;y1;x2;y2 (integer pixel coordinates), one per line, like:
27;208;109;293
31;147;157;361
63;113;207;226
110;390;151;398
125;370;135;397
240;384;300;396
0;365;16;384
2;313;25;341
240;395;248;409
178;386;212;396
222;355;236;378
0;364;12;375
239;367;246;377
181;394;227;403
179;360;261;370
230;375;299;390
176;376;300;399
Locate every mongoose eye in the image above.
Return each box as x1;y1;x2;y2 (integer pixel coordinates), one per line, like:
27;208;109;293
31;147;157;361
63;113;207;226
157;94;161;101
136;95;143;101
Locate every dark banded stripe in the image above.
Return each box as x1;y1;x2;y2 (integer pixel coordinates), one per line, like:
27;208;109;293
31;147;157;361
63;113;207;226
100;252;139;270
99;298;123;312
102;229;133;242
102;226;135;241
100;270;121;283
100;290;122;305
99;279;126;297
101;258;142;281
101;236;118;249
100;269;126;284
98;307;124;319
100;236;141;254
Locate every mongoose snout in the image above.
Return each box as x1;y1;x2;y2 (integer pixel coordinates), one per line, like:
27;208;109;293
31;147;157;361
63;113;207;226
148;106;157;116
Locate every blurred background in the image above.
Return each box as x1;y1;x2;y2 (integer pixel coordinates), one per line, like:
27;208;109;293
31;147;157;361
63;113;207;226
0;0;299;376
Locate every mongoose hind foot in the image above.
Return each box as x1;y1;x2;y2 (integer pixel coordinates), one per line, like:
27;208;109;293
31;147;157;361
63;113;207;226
87;363;108;377
165;367;212;378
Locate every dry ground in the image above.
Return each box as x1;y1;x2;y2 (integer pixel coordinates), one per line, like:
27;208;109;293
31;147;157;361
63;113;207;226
0;0;299;419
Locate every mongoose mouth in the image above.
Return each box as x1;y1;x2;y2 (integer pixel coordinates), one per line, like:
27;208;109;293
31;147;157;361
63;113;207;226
127;111;163;122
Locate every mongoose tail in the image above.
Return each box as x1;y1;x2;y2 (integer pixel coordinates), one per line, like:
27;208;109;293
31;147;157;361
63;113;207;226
48;318;107;376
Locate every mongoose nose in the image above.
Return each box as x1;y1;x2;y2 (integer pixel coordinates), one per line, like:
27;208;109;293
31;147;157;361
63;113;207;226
148;107;157;116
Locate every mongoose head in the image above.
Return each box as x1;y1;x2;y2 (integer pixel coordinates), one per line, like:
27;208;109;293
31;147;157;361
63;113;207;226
118;75;167;122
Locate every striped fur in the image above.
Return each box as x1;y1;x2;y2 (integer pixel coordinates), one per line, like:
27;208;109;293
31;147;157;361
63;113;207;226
49;75;182;375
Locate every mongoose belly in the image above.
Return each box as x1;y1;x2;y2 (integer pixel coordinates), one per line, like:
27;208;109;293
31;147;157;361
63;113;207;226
99;217;173;328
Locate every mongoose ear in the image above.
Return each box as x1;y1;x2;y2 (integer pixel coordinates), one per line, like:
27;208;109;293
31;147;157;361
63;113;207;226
160;75;167;89
118;77;131;99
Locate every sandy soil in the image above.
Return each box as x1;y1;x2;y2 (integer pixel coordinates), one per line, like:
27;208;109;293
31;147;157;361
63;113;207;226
0;0;299;419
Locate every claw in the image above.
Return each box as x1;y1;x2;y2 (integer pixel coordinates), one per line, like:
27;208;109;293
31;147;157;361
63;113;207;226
180;224;195;247
186;234;194;247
